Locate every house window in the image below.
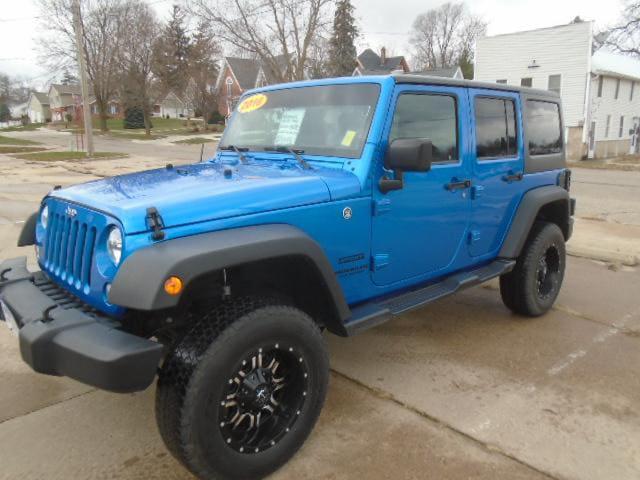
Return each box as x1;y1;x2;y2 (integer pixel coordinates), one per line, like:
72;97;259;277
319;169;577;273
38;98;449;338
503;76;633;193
605;115;611;138
597;76;604;97
226;77;233;97
475;97;518;159
110;104;117;115
548;75;561;95
619;115;625;137
521;78;533;87
631;81;635;101
390;93;458;163
525;100;562;155
496;79;507;84
615;78;621;99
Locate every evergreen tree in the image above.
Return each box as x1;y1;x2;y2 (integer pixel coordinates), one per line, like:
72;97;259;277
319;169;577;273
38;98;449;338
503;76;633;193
0;103;10;122
123;106;146;129
60;69;78;85
187;20;220;128
328;0;358;77
152;4;191;94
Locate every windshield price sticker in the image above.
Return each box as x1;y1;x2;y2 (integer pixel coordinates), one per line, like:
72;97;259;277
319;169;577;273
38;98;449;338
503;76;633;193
274;108;306;145
238;94;268;113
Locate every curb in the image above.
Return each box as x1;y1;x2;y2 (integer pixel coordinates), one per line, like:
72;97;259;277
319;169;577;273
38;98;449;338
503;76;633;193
567;245;639;267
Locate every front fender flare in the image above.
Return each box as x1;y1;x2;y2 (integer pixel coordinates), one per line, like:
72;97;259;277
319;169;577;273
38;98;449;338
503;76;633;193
108;224;351;322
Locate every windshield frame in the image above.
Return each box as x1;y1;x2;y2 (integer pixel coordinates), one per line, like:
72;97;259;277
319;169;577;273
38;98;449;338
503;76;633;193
219;82;382;160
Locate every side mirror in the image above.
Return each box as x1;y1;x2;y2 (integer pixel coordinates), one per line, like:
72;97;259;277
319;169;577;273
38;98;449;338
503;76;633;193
385;138;433;172
380;138;433;193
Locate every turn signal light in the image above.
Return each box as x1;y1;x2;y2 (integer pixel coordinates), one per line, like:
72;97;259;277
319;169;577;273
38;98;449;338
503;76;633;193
164;276;183;296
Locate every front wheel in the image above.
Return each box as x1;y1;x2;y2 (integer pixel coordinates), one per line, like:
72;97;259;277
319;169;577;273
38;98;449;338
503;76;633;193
156;300;329;480
500;222;566;316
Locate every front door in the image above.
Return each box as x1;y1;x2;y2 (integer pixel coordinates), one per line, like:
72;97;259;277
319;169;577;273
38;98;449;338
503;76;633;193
630;117;639;154
588;120;596;159
467;89;525;258
371;85;471;287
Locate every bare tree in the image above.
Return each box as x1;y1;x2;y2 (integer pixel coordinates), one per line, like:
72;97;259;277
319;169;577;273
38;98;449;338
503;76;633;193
118;0;160;136
601;2;640;56
36;0;131;131
410;2;486;76
187;0;333;82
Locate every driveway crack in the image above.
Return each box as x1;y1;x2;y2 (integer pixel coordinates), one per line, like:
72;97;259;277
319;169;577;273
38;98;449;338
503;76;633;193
331;369;562;480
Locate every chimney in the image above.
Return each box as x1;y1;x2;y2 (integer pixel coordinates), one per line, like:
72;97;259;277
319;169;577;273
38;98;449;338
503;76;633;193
380;47;387;65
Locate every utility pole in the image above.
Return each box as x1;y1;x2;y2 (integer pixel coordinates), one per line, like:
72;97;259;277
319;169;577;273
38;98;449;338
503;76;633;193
72;0;94;156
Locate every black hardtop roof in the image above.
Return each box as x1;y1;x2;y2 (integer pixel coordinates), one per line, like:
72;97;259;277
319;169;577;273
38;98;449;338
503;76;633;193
391;73;561;99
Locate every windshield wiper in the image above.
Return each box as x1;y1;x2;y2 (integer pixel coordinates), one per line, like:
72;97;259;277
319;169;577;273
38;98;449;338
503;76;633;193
219;144;249;164
265;146;312;170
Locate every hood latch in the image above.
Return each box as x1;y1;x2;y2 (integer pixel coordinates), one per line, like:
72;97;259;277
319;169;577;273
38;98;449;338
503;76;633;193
146;207;166;241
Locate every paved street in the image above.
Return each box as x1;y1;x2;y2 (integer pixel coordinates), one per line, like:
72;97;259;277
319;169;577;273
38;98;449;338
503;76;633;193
0;132;639;479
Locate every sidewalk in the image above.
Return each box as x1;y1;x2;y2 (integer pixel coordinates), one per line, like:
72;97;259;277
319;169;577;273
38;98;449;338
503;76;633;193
568;217;640;266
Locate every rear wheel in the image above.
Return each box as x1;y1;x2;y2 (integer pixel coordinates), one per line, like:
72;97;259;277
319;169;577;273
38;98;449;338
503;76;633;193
156;299;329;480
500;222;566;316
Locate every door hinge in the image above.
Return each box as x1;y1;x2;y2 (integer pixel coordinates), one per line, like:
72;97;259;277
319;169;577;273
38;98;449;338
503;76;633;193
371;253;390;271
372;198;392;216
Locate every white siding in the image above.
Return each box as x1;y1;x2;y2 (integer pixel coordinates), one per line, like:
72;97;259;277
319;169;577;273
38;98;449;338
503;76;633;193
475;22;593;128
589;75;640;141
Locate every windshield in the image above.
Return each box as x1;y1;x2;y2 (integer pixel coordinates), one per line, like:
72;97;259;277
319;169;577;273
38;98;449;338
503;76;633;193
221;83;380;159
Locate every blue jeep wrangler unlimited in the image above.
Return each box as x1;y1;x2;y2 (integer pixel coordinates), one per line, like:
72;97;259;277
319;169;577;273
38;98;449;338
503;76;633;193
0;74;574;479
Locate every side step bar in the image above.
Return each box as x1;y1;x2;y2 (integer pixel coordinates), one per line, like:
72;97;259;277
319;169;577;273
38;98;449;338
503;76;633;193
344;259;515;336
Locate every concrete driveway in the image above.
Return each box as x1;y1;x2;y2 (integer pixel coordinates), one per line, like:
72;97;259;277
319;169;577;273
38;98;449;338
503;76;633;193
0;132;639;479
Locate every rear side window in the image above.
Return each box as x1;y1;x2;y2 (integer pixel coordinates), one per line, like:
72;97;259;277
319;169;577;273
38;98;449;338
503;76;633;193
475;97;518;159
526;100;562;155
390;93;458;162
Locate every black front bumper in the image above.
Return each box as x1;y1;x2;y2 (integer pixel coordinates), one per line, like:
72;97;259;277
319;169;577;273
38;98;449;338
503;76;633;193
0;257;163;393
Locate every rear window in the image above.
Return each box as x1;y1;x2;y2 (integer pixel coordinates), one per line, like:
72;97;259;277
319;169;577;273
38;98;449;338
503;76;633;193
526;100;562;155
475;97;518;159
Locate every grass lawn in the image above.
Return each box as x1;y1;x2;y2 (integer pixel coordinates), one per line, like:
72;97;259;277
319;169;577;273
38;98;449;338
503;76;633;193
0;146;48;154
568;155;640;172
0;135;41;145
0;123;44;132
172;136;219;144
13;151;128;161
107;131;166;140
90;117;223;136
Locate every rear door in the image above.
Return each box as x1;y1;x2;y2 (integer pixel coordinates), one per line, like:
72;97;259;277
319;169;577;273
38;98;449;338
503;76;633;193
468;89;525;259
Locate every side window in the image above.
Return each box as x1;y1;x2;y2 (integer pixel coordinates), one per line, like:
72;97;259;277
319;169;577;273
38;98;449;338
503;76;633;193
475;97;518;159
525;100;562;155
390;93;458;163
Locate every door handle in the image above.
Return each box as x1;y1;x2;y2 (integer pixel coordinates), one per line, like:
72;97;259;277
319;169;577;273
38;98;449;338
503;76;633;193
445;179;472;191
502;172;523;183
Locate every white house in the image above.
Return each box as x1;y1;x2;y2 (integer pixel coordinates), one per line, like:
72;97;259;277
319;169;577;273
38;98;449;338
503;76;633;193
27;92;51;123
159;91;194;119
475;21;640;159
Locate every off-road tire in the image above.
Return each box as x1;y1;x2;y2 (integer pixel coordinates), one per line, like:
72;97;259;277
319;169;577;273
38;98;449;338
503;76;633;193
500;221;566;317
156;298;329;480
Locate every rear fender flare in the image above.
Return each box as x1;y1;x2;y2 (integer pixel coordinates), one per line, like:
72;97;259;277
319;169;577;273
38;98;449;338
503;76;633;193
499;185;570;259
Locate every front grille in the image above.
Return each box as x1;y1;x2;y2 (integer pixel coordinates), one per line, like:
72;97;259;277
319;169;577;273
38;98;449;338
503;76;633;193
43;212;97;290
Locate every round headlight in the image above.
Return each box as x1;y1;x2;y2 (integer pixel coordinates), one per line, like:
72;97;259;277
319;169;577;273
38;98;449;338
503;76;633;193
40;205;49;229
107;227;123;265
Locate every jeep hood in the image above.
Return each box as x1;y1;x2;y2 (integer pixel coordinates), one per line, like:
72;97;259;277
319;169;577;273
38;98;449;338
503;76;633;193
49;161;362;233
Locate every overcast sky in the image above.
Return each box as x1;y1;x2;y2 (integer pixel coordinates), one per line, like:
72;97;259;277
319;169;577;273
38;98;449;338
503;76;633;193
0;0;625;90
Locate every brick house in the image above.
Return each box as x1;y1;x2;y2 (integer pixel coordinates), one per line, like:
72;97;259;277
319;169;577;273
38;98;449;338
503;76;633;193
352;47;411;76
215;56;291;117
